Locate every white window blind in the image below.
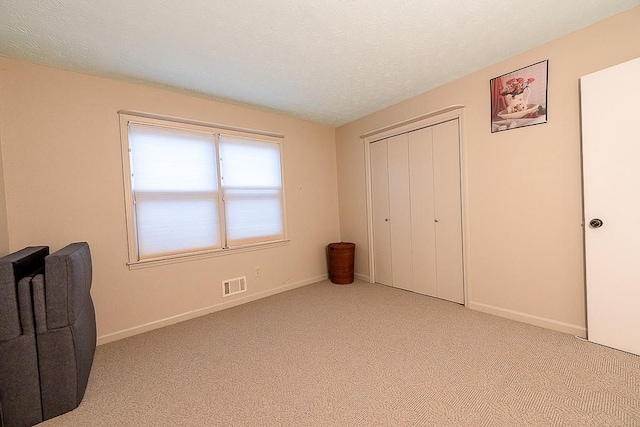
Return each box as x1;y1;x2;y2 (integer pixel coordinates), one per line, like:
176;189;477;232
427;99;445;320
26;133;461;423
219;134;285;246
122;115;287;264
128;123;221;259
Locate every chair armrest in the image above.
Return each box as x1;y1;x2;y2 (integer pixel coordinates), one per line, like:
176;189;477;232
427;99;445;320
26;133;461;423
45;242;92;329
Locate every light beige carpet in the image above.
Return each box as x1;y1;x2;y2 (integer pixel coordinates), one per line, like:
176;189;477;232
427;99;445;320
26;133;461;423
40;280;640;426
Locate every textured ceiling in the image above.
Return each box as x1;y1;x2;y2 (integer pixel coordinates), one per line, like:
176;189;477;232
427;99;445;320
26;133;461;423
1;1;638;126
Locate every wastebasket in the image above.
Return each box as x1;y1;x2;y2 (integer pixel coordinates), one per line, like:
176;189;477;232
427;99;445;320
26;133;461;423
327;242;355;284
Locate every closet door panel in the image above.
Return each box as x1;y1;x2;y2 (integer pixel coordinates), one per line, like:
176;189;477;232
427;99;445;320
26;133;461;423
432;120;464;303
408;127;437;297
387;134;413;292
370;140;392;286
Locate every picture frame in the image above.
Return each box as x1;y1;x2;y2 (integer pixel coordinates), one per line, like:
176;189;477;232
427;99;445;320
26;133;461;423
490;60;548;133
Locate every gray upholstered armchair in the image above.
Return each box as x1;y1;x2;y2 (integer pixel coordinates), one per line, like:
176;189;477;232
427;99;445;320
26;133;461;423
31;242;96;421
0;242;96;426
0;246;49;427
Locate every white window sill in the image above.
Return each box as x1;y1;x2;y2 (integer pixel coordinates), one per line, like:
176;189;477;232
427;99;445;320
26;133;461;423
126;239;290;270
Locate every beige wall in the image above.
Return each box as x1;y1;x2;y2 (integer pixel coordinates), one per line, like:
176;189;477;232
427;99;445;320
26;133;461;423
0;58;340;343
336;7;640;336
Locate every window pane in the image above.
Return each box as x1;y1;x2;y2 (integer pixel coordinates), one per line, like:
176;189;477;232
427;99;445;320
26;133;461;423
135;193;221;259
223;188;284;246
219;135;285;246
219;135;282;187
129;123;217;192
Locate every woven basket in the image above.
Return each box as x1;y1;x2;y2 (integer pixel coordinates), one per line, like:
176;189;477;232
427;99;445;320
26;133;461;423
327;242;355;285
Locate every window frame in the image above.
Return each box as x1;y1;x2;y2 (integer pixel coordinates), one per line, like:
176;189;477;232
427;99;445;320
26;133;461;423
119;110;289;269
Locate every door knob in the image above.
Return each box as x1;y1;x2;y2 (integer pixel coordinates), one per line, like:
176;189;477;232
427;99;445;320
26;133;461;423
589;219;603;229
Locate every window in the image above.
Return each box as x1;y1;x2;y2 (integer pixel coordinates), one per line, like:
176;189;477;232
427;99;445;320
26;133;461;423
119;112;287;266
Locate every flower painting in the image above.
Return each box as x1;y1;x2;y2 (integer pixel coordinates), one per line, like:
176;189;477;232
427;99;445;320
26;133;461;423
491;60;548;133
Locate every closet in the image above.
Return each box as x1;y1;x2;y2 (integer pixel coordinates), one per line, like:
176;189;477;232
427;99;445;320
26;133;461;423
370;118;464;304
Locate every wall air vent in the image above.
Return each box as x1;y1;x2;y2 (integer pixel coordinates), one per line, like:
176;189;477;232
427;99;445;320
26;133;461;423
222;276;247;297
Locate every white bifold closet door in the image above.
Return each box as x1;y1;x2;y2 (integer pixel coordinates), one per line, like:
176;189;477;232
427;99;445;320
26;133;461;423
371;139;393;286
581;57;640;356
371;119;464;303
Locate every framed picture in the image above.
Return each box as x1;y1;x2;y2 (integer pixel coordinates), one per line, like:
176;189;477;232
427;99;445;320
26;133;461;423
490;60;548;133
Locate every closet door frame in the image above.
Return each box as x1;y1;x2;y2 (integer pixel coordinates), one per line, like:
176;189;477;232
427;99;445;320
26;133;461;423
363;105;470;306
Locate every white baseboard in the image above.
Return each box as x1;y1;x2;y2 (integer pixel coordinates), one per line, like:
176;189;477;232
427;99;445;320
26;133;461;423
354;273;370;282
468;301;587;338
97;274;328;346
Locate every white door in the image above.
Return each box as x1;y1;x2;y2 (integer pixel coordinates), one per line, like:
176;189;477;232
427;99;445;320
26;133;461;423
371;135;414;290
432;120;464;303
582;57;640;356
370;139;392;286
408;127;438;296
387;134;414;292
